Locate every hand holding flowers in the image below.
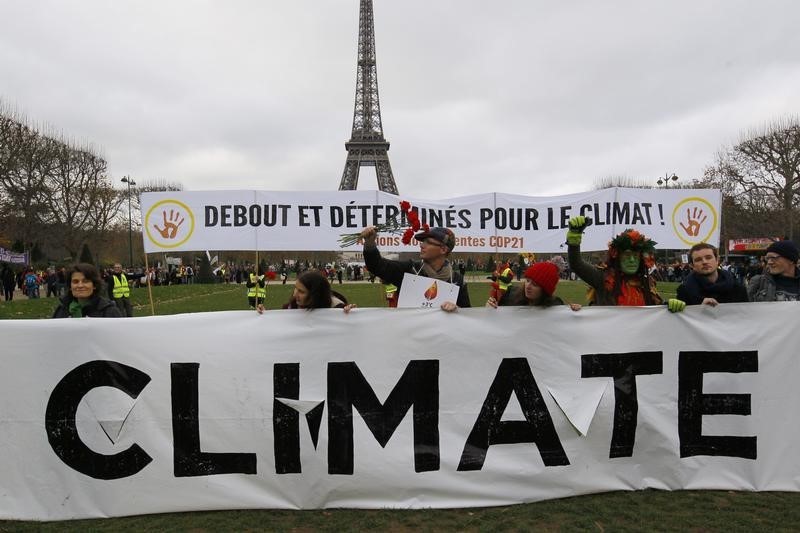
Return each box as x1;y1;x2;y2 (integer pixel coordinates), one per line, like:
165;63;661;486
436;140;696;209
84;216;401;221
338;201;429;247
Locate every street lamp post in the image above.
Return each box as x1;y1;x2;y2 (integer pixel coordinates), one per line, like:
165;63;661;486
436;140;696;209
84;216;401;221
655;173;679;265
656;173;679;188
121;176;136;267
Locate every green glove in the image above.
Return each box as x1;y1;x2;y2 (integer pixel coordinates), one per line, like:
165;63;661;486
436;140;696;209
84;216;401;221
566;216;587;246
667;298;686;313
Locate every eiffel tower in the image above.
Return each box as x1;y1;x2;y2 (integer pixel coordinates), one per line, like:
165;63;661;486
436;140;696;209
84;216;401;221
338;0;398;194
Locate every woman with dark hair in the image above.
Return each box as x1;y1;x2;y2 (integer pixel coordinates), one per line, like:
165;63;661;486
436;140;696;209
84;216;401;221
52;263;122;318
486;262;581;310
257;270;356;312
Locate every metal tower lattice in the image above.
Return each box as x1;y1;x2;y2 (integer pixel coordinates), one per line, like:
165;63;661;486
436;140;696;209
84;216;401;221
338;0;398;194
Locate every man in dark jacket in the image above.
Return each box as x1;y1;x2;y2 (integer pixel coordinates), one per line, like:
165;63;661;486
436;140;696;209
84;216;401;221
359;226;470;310
677;243;748;306
1;263;16;301
45;267;59;298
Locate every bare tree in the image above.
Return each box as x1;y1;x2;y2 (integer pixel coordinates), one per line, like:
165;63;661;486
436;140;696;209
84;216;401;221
39;140;122;258
711;117;800;239
0;112;56;250
1;104;138;263
123;177;184;227
695;168;779;250
593;175;652;190
136;178;184;193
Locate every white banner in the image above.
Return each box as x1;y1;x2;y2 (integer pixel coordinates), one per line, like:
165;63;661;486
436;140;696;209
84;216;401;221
139;188;721;253
0;247;28;264
0;302;796;520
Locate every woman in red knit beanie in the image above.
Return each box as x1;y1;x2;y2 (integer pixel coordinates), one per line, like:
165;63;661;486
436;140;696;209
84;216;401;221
487;261;580;310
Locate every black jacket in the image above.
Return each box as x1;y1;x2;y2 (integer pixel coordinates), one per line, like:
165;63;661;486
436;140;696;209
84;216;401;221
52;294;123;318
498;285;564;307
676;269;748;305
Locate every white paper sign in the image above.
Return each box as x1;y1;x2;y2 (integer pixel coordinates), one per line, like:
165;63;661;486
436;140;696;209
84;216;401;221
395;273;460;308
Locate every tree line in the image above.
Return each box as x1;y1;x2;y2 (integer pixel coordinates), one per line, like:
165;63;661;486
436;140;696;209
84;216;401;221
0;104;122;263
700;116;800;242
0;104;181;265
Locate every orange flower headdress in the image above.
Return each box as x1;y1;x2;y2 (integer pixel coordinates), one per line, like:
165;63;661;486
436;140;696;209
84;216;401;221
608;229;657;268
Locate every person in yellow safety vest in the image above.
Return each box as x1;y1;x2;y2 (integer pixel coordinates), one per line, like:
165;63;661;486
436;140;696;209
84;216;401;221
384;281;398;308
487;261;514;302
109;263;133;317
246;270;267;309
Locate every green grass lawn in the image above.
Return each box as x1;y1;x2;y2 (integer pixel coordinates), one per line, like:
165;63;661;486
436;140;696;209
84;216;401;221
2;490;798;531
3;278;790;531
0;278;678;319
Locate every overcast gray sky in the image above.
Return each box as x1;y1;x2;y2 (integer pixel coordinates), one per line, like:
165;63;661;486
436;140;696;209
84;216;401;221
2;0;799;198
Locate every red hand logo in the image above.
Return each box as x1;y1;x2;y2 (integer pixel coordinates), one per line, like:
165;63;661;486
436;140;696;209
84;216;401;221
679;207;707;237
154;210;185;239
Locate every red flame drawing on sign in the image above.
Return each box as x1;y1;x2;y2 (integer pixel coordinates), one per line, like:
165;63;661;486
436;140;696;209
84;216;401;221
424;281;438;301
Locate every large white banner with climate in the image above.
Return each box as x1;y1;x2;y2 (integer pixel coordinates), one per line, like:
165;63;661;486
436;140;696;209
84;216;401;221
0;302;796;520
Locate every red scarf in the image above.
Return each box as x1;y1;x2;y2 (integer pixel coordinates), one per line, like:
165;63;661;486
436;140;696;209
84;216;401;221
596;270;662;306
616;278;645;306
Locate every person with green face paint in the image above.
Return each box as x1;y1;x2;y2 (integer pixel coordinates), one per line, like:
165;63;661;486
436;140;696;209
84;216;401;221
566;216;676;307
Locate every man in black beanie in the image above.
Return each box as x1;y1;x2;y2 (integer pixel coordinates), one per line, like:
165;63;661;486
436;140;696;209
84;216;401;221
748;239;800;301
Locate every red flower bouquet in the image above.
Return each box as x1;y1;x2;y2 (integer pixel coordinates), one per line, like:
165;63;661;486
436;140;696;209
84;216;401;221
339;201;427;247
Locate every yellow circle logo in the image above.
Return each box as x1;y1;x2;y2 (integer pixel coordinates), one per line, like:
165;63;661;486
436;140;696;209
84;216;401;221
144;199;195;249
671;197;718;246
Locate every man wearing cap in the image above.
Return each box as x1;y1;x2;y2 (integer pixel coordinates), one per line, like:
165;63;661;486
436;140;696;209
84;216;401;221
748;239;800;302
677;243;748;306
359;225;470;310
